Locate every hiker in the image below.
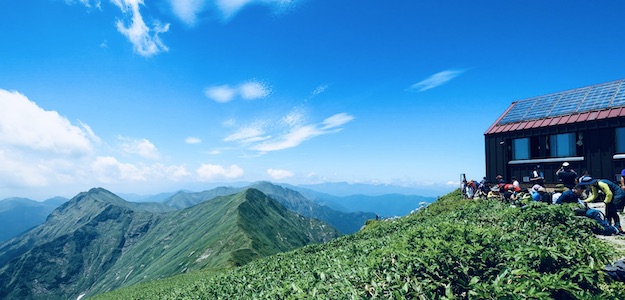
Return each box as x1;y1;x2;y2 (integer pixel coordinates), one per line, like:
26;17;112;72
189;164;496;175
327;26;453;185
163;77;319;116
530;165;544;186
554;185;619;235
477;177;490;196
556;162;578;189
464;180;478;199
512;177;520;189
529;184;550;203
554;185;584;205
502;185;520;204
487;186;501;199
551;184;567;204
577;176;625;233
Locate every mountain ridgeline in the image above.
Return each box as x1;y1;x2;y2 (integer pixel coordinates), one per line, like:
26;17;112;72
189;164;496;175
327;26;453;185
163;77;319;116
163;181;377;234
0;187;340;300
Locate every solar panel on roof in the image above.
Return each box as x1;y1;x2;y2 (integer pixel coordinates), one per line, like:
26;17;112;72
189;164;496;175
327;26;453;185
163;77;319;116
610;82;625;107
524;94;561;120
496;79;625;126
499;100;536;124
578;81;620;111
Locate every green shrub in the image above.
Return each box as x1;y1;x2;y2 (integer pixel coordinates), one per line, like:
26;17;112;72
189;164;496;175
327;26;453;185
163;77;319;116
92;190;625;300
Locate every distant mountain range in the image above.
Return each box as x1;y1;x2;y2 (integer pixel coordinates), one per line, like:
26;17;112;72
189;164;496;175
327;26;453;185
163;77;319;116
0;196;68;241
0;182;436;242
0;187;339;300
161;182;376;234
297;182;453;197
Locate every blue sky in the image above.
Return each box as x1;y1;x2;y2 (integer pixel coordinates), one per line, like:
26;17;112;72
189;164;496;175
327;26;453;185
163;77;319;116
1;0;625;199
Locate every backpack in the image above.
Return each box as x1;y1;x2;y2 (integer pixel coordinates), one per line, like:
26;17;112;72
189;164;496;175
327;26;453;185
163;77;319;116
537;191;552;204
605;259;625;282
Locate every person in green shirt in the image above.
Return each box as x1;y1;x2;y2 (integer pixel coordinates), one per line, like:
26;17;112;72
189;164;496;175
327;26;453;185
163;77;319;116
577;176;625;233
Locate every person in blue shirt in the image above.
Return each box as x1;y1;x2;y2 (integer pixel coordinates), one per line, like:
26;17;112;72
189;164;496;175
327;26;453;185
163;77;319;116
555;185;619;235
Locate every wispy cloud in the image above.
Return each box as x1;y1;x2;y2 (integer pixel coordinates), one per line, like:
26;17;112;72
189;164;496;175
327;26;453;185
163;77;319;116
239;81;271;100
249;112;355;153
65;0;102;9
312;84;328;96
112;0;170;57
204;80;271;103
223;124;271;143
321;112;354;129
409;69;466;92
67;0;301;55
69;0;169;57
267;168;294;180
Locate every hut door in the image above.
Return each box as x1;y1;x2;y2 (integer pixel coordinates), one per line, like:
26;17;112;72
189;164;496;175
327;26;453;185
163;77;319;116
585;129;614;179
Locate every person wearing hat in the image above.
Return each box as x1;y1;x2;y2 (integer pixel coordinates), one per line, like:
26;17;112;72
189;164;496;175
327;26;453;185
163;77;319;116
577;176;625;233
556;162;578;190
530;165;544;186
529;184;551;203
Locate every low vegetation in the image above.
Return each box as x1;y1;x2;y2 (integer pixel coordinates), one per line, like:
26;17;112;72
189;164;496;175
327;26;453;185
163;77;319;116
92;190;625;299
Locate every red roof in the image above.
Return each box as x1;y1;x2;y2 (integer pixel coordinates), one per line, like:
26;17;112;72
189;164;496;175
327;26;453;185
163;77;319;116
486;79;625;135
485;108;625;134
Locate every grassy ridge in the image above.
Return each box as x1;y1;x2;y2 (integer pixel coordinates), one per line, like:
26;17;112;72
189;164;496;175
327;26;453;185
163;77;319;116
92;190;625;299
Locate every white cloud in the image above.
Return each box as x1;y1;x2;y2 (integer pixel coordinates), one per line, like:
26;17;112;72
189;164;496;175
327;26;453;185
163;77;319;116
91;156;191;183
204;85;237;103
409;69;466;92
215;0;253;18
169;0;205;26
0;89;208;195
280;109;305;127
196;163;244;180
111;0;170;57
239;81;271;100
185;137;202;144
321;113;355;129
223;124;271;143
204;80;271;103
227;111;355;153
0;149;51;187
79;120;102;145
92;156;145;182
65;0;102;9
117;136;161;160
267;168;294;180
253;125;321;152
311;84;328;97
0;89;96;155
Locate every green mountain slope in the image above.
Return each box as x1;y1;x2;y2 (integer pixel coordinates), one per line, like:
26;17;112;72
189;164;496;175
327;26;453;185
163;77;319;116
93;190;625;300
0;188;160;300
0;188;339;300
162;181;376;234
